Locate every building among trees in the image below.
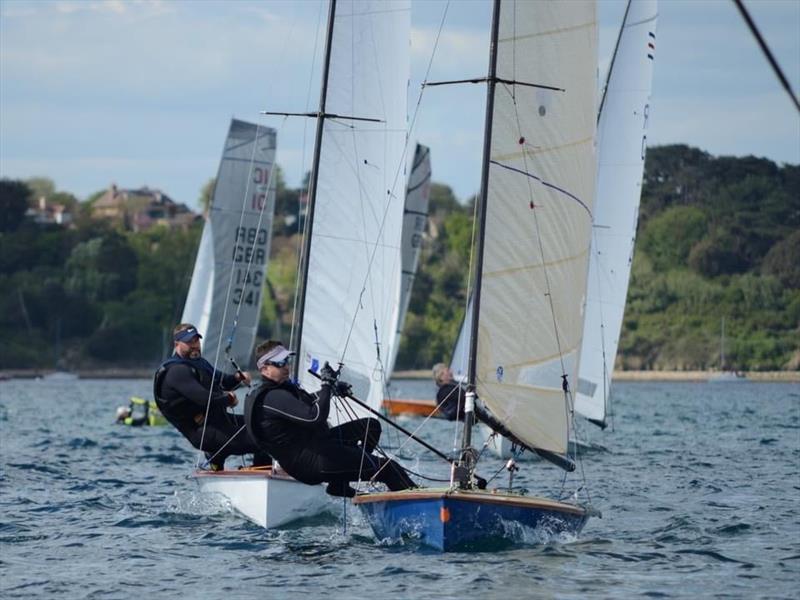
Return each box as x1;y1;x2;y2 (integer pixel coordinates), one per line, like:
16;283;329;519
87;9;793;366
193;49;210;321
91;183;199;231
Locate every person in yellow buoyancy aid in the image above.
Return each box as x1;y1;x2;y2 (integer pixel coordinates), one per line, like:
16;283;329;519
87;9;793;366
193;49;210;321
116;396;163;426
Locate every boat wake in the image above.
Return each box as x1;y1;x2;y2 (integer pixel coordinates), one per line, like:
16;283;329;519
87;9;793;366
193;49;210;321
166;489;233;517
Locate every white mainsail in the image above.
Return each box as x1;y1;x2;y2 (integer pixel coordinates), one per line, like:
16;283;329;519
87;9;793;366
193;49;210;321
474;0;598;455
298;0;410;413
387;143;432;379
576;0;658;425
181;118;276;369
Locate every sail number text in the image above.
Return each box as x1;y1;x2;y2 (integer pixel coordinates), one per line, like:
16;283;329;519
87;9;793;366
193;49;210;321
232;226;268;306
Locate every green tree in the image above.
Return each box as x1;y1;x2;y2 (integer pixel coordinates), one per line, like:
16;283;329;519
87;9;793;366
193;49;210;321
199;178;215;214
429;182;460;215
0;179;32;232
639;205;707;271
25;176;56;202
66;232;138;302
762;230;800;288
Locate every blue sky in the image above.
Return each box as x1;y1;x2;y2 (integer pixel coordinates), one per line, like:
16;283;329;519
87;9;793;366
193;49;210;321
1;0;798;209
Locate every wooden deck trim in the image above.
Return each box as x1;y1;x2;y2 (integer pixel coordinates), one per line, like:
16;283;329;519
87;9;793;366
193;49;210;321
353;488;586;515
383;398;439;417
192;467;299;482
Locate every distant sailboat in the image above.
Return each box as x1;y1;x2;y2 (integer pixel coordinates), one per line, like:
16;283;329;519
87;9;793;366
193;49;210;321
41;317;78;381
355;0;599;550
576;0;658;427
708;317;747;382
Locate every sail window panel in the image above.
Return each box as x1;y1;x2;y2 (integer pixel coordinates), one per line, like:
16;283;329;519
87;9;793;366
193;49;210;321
479;380;569;455
299;0;409;415
476;254;586;452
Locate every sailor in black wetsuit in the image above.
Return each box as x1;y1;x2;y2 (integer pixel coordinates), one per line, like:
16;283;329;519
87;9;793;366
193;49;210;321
153;323;269;471
433;363;466;421
244;340;416;497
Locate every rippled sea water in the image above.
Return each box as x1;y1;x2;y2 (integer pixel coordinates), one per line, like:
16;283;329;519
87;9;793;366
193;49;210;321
1;378;798;599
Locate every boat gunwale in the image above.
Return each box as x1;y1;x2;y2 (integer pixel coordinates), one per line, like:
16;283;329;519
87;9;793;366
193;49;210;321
191;467;299;482
352;488;587;515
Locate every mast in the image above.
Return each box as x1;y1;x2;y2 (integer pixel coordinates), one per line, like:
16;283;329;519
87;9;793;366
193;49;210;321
291;0;337;380
462;0;502;462
720;316;726;370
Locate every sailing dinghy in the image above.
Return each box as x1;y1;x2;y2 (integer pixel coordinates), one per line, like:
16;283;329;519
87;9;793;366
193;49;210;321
188;119;334;527
200;0;411;528
354;0;599;551
480;0;658;458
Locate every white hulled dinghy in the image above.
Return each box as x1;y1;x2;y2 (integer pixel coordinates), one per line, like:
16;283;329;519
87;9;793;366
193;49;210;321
196;0;411;528
187;119;333;527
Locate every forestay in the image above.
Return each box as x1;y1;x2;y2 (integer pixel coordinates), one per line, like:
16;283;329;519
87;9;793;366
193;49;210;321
475;0;597;455
299;0;410;413
576;0;658;425
181;119;276;368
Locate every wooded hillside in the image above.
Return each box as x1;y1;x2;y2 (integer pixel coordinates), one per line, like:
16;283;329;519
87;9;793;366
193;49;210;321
1;145;797;371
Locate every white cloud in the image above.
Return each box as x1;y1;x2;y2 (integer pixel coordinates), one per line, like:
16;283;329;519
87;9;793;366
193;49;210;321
1;0;797;209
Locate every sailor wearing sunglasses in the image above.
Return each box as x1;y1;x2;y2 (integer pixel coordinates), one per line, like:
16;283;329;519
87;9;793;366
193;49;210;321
244;340;416;497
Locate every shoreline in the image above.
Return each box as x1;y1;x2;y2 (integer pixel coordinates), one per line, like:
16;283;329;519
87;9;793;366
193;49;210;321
392;369;800;382
1;368;798;383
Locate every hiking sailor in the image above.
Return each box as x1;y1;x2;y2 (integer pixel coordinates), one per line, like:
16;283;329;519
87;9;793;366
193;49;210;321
244;340;416;497
153;323;270;470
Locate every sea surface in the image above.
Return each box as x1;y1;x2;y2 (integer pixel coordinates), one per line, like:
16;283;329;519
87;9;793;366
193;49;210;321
1;378;798;599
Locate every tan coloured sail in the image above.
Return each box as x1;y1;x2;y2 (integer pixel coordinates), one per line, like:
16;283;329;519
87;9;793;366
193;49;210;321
476;0;598;454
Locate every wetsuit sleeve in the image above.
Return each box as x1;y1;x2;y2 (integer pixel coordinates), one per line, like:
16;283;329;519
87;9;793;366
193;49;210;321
216;372;241;391
261;384;332;427
162;364;229;410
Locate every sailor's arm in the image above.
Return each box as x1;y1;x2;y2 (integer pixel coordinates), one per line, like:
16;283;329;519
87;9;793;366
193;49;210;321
164;364;231;409
262;385;332;427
